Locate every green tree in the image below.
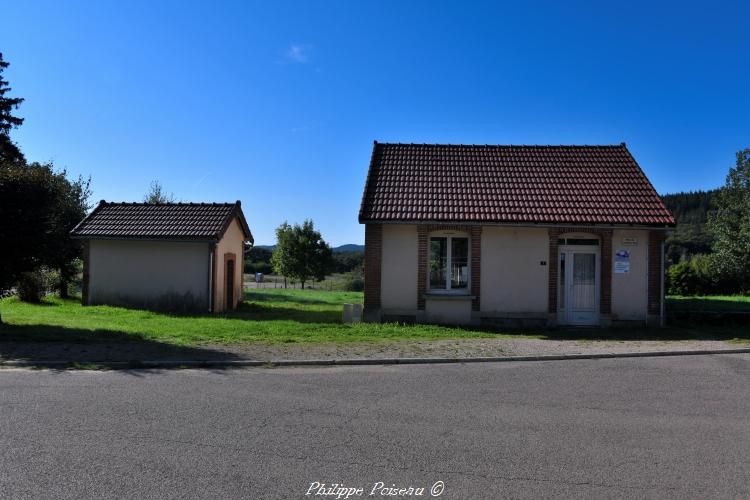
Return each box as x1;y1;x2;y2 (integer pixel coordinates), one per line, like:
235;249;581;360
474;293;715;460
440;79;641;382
0;53;89;323
0;161;91;318
708;149;750;293
48;169;91;297
143;180;175;203
271;220;333;289
0;53;25;164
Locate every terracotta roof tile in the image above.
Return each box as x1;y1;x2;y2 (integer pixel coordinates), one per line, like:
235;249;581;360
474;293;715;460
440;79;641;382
358;142;675;226
70;201;253;242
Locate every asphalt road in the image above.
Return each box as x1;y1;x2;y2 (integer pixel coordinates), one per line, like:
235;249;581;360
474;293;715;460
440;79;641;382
2;355;750;499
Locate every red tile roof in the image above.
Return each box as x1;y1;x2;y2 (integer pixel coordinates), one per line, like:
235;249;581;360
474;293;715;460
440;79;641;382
359;142;675;226
71;201;253;242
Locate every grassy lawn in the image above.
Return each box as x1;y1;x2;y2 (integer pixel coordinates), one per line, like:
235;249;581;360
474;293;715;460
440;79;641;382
0;289;502;345
667;295;750;312
1;288;750;346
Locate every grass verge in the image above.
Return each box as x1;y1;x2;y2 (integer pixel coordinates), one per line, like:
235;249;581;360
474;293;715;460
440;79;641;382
0;289;501;345
1;289;749;346
667;295;750;312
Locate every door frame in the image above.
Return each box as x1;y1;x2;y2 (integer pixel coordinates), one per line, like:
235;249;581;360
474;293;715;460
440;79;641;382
558;244;601;326
224;252;236;311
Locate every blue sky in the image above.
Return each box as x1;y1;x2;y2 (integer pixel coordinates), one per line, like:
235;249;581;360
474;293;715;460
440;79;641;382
3;1;748;245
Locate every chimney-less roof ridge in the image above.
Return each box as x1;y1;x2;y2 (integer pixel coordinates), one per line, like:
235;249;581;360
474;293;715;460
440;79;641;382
71;200;253;242
376;142;626;149
101;201;238;206
359;142;675;226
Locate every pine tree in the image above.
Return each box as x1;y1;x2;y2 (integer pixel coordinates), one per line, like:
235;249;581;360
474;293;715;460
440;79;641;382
0;53;25;163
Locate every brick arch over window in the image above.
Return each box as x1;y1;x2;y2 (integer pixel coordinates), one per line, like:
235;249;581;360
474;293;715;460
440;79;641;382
548;227;613;315
417;225;482;311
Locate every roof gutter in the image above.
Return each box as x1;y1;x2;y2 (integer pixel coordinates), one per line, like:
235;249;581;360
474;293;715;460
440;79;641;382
358;220;675;230
69;236;220;243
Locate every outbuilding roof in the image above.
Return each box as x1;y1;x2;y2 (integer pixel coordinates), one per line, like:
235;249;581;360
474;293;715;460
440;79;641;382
71;201;253;242
358;142;675;227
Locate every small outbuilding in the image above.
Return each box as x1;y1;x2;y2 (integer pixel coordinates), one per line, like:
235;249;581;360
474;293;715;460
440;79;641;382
71;201;252;312
359;142;675;327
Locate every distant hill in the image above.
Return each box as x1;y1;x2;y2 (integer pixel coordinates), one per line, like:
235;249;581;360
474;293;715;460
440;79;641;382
660;189;721;265
253;244;364;253
661;189;720;225
332;244;364;253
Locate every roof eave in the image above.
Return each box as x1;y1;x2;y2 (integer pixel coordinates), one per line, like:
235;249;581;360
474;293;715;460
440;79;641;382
359;219;675;229
70;235;220;242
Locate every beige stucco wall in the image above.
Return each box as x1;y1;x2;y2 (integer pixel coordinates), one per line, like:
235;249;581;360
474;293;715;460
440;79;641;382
213;218;246;312
425;297;472;324
611;229;649;321
480;227;549;314
380;224;418;311
88;239;209;310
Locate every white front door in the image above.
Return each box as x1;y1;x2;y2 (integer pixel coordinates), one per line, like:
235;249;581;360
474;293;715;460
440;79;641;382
560;247;600;325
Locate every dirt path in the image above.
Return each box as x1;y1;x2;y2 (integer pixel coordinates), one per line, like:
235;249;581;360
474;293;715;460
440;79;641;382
1;338;746;363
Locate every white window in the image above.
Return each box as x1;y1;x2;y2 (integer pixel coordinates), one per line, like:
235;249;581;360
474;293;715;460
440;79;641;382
429;235;469;292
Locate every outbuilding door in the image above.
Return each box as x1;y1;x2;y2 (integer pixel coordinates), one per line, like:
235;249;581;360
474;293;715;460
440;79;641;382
225;258;235;310
559;245;600;326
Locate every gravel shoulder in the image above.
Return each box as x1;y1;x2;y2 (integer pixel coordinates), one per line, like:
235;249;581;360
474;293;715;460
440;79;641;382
1;337;747;363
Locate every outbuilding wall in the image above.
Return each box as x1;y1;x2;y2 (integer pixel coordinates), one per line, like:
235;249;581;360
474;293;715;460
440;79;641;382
88;239;209;310
213;218;246;312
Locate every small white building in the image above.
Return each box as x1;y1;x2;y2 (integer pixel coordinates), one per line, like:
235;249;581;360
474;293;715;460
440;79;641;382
71;201;252;312
359;142;675;327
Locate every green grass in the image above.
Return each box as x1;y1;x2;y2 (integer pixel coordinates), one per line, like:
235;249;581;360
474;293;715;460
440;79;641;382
0;289;501;345
667;295;750;312
2;289;750;347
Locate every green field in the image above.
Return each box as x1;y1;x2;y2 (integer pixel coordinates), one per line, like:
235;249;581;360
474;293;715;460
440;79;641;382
667;295;750;312
0;289;500;345
1;289;750;346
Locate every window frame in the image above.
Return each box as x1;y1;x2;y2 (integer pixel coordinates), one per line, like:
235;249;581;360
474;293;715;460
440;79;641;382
427;232;471;294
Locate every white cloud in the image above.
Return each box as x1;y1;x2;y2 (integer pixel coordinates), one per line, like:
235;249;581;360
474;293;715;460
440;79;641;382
284;44;311;63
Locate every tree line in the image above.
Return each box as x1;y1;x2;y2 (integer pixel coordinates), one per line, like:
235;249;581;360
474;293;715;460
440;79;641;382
246;246;363;276
662;149;750;296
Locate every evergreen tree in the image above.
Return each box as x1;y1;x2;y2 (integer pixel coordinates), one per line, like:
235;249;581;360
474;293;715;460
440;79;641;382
661;189;720;265
0;53;25;164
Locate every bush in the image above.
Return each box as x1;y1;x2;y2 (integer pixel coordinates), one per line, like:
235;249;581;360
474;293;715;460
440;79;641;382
667;254;721;295
17;267;60;302
64;258;84;297
336;269;364;292
343;275;364;292
17;268;57;302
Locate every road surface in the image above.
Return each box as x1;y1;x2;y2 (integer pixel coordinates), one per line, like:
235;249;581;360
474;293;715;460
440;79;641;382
2;355;750;499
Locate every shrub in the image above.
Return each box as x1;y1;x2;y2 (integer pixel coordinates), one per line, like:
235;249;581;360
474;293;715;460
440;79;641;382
343;275;364;292
17;270;49;302
667;254;721;296
334;269;364;292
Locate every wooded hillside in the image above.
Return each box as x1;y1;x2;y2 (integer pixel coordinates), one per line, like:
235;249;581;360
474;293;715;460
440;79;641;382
661;189;720;265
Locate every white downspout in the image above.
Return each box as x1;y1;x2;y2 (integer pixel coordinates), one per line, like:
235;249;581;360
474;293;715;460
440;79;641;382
660;240;665;327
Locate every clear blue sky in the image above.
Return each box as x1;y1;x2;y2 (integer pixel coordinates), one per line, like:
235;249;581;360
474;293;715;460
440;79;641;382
3;1;748;245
